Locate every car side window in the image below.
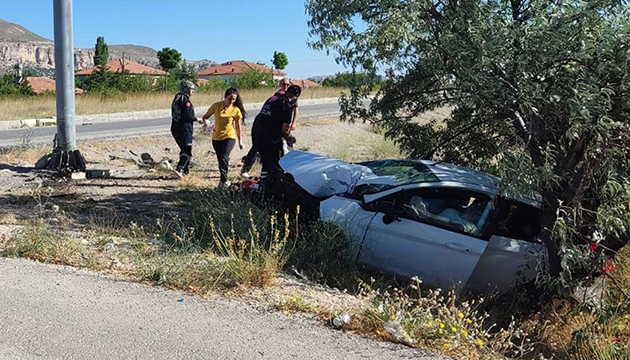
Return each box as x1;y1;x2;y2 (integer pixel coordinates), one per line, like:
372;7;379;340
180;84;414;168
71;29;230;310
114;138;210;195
494;198;541;242
399;188;492;238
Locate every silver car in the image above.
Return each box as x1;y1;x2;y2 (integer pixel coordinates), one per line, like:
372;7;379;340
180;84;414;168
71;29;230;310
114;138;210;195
279;151;545;295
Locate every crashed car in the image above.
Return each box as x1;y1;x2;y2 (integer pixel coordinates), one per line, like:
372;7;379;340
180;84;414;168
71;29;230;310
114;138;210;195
278;150;545;295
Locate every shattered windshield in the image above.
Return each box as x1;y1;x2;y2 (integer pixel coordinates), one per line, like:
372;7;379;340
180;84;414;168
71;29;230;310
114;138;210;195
353;160;439;195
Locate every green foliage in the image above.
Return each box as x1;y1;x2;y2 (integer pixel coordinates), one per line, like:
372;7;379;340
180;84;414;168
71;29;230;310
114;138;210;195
230;69;275;90
0;74;33;96
94;36;109;66
198;78;229;92
272;51;289;70
171;61;198;83
321;71;374;88
307;0;630;291
157;47;182;72
80;66;153;93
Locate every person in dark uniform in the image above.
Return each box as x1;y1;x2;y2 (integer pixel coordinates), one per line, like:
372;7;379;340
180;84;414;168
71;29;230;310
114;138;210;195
251;84;301;183
240;78;299;178
171;80;201;179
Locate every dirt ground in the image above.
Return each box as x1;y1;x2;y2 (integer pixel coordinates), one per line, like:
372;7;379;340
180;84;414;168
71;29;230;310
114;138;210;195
0;118;389;320
0;118;382;224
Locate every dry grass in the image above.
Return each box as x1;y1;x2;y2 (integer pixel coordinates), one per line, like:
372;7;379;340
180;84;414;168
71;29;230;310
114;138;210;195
3;113;629;360
0;87;347;121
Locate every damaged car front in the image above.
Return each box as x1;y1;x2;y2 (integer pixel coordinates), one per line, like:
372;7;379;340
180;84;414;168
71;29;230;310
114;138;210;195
279;151;546;296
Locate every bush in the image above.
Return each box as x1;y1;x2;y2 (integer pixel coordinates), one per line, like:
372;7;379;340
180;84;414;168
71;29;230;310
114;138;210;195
198;78;229;92
0;74;33;96
230;69;275;90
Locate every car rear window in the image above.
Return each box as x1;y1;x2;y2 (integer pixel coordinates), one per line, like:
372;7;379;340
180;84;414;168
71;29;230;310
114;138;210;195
356;160;439;194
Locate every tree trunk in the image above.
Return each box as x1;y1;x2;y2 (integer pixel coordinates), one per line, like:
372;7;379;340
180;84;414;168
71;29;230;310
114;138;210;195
540;190;562;275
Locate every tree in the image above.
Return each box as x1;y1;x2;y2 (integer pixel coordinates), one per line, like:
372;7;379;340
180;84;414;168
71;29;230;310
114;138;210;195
230;69;275;90
272;51;289;70
157;47;182;73
306;0;630;292
172;61;198;83
157;47;182;91
322;72;374;88
94;36;109;66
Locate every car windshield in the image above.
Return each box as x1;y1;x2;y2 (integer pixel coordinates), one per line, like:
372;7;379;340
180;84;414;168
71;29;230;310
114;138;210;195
354;160;439;195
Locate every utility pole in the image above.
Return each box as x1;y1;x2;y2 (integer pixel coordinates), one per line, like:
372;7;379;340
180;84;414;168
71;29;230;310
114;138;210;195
48;0;85;172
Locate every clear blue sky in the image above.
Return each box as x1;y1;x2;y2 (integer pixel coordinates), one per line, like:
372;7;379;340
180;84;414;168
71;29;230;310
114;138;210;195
0;0;347;79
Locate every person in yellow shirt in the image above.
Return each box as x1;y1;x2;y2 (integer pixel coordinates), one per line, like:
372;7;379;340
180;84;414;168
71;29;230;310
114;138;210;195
202;87;247;187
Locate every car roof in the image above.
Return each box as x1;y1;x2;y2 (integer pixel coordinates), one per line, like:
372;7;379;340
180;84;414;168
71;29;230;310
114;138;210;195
361;159;540;207
420;160;500;192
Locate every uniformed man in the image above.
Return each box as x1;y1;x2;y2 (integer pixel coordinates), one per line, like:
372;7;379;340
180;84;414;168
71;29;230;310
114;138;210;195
170;80;201;179
251;84;301;183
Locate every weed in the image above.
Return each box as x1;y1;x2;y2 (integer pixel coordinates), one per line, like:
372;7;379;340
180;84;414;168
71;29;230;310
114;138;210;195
351;278;535;360
1;218;84;265
369;137;403;160
286;220;359;289
137;252;226;296
210;209;291;287
276;293;313;312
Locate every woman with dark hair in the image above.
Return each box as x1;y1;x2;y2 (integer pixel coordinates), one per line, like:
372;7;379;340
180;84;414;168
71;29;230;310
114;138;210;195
202;87;247;187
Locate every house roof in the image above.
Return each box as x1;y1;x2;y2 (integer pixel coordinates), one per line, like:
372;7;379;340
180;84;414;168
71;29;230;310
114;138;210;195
75;59;166;76
22;76;84;95
287;78;320;87
197;60;286;77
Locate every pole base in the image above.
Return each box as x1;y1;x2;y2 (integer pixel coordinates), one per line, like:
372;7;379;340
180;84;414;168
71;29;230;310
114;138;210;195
44;148;86;173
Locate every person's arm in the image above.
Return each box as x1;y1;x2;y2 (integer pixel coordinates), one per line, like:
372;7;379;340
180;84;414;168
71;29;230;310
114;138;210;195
290;106;299;130
202;103;215;123
281;123;291;139
183;97;198;123
235;110;243;149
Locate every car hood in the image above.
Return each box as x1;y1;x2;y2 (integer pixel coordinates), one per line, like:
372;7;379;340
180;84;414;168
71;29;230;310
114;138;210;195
279;151;395;198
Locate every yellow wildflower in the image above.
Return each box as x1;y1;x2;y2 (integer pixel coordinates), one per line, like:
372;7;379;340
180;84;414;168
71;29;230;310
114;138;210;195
460;329;468;336
291;296;297;303
475;339;484;346
451;327;457;333
376;329;382;336
443;343;450;350
390;313;396;320
465;318;472;324
458;312;465;319
427;320;433;327
439;323;445;329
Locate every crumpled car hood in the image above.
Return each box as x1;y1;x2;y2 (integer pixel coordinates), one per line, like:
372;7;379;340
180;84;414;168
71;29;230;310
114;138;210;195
279;151;395;198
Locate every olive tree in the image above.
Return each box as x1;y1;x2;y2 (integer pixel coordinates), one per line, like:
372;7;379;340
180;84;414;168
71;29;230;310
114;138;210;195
306;0;630;292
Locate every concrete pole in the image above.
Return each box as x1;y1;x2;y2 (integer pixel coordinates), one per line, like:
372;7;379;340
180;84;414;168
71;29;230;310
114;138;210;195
53;0;76;151
44;0;85;173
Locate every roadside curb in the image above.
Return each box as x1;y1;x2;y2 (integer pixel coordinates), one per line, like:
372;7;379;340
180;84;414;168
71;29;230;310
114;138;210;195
0;97;340;131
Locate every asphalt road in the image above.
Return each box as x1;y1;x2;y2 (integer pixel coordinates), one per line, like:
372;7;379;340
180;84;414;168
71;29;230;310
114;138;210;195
0;257;449;360
0;101;343;147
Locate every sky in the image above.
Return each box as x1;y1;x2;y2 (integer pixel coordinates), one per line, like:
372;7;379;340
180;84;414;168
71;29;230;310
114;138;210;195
0;0;347;79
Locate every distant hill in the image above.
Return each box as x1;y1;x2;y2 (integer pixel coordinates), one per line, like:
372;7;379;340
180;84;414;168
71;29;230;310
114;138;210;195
0;17;215;76
0;18;51;43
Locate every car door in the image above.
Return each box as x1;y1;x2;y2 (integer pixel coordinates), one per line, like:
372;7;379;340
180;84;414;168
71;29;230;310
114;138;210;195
466;198;545;295
357;188;492;289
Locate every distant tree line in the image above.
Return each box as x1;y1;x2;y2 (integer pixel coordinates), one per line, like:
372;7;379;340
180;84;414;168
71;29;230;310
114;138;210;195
0;39;363;98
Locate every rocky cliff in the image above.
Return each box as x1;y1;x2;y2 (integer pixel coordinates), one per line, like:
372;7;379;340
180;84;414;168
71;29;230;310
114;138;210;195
0;18;215;75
